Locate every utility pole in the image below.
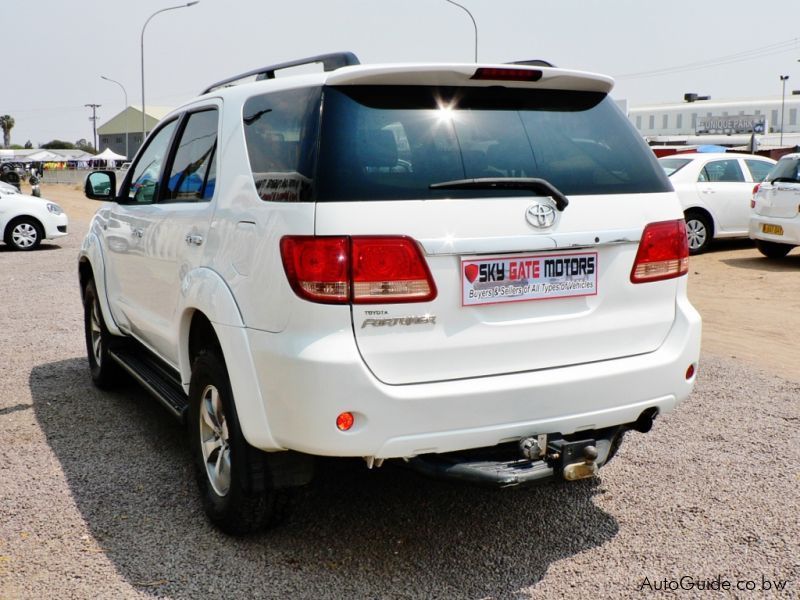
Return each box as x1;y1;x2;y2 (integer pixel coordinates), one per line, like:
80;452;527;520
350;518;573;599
85;103;101;152
780;75;789;146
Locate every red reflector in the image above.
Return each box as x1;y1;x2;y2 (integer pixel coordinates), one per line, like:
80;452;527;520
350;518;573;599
336;412;354;431
686;364;696;380
280;236;437;304
471;67;542;82
630;220;689;284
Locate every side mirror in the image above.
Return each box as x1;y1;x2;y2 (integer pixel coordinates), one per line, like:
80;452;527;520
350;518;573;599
85;171;117;201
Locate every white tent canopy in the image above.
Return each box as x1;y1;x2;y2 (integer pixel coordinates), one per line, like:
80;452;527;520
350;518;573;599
94;147;127;161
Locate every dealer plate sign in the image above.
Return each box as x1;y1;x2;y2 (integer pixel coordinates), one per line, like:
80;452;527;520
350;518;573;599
461;252;598;306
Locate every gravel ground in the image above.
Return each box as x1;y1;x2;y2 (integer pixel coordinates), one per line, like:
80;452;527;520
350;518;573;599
1;206;798;599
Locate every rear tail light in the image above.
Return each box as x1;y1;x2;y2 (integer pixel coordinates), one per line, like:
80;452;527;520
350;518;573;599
471;67;542;82
630;220;689;284
751;183;761;208
280;236;437;304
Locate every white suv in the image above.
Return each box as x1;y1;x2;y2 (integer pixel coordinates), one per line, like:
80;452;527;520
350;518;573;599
79;53;701;534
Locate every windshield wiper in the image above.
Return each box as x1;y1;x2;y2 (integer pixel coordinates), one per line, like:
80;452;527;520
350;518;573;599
769;177;800;184
429;177;569;211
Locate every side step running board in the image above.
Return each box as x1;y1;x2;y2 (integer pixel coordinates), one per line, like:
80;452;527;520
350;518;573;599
109;346;189;421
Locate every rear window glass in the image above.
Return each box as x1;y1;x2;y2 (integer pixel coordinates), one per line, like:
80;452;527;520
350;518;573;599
767;157;800;183
315;86;671;201
659;158;691;176
744;159;773;183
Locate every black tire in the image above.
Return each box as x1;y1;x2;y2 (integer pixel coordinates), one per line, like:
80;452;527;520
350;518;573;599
83;280;124;389
756;240;794;259
188;350;297;535
684;211;712;255
4;217;43;251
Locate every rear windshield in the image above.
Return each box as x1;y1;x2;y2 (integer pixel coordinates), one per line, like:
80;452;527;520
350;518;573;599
767;157;800;183
315;85;670;201
659;158;692;176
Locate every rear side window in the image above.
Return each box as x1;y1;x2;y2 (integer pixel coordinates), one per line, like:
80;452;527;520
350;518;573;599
698;159;744;183
744;159;773;183
243;87;321;202
315;86;671;201
164;109;218;203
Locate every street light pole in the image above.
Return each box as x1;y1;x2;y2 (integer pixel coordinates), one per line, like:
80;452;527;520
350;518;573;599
101;75;129;160
444;0;478;62
780;75;789;146
140;2;200;143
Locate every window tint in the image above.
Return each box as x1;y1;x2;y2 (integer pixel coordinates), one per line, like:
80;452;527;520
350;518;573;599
659;158;691;176
767;157;800;183
744;159;774;183
698;159;744;183
127;120;178;204
243;87;321;202
164;109;218;203
315;86;671;201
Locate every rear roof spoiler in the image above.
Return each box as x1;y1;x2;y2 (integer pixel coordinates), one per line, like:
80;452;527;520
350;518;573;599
201;51;360;94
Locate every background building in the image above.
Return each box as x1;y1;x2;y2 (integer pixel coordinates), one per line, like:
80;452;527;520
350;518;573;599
97;106;173;159
628;96;800;151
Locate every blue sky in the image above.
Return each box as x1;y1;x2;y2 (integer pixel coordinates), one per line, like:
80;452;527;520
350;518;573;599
3;0;800;146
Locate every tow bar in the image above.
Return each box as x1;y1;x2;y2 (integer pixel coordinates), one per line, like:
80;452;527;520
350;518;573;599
405;426;628;488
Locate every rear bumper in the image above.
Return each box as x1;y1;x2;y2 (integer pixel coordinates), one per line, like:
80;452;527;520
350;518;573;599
246;294;701;458
749;214;800;245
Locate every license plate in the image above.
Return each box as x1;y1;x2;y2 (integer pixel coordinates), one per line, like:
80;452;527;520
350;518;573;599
762;223;784;235
461;252;598;306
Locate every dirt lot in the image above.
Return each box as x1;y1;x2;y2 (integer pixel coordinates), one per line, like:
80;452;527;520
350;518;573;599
35;182;800;383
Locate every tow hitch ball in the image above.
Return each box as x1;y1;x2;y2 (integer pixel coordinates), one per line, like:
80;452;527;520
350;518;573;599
518;435;599;481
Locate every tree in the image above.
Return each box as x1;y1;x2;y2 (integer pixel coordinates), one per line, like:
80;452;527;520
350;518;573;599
24;140;33;149
0;115;14;148
41;140;76;150
75;139;97;154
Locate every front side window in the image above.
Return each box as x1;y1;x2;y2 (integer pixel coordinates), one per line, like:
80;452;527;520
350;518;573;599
164;109;218;203
698;159;744;183
315;85;671;201
242;87;321;202
127;120;178;204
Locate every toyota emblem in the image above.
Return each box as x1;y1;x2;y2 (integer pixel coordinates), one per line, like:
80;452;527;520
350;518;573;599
525;200;557;229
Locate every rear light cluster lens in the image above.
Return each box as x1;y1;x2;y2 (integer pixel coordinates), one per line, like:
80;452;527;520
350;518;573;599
471;67;542;82
751;183;761;208
280;236;437;304
630;220;689;284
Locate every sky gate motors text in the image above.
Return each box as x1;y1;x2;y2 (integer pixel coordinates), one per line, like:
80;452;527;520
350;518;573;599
476;256;596;283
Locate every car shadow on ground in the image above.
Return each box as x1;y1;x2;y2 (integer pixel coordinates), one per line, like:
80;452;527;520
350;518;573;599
31;358;618;599
0;243;62;253
721;253;800;272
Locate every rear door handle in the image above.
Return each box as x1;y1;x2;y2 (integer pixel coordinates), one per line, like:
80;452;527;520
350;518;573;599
185;234;204;246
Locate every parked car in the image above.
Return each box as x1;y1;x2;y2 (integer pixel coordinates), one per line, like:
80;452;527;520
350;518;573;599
0;187;68;250
0;180;20;194
79;52;701;535
749;152;800;258
659;152;776;254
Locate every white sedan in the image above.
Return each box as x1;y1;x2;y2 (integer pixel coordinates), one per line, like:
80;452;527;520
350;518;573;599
659;152;776;254
0;188;68;250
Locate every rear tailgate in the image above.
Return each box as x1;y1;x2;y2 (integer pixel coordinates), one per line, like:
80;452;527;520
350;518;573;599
317;194;680;385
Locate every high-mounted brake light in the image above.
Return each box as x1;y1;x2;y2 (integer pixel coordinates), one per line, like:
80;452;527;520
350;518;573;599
280;236;437;304
630;220;689;284
471;67;542;82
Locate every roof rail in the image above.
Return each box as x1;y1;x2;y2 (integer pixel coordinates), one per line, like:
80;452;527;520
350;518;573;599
509;59;556;68
201;52;360;94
